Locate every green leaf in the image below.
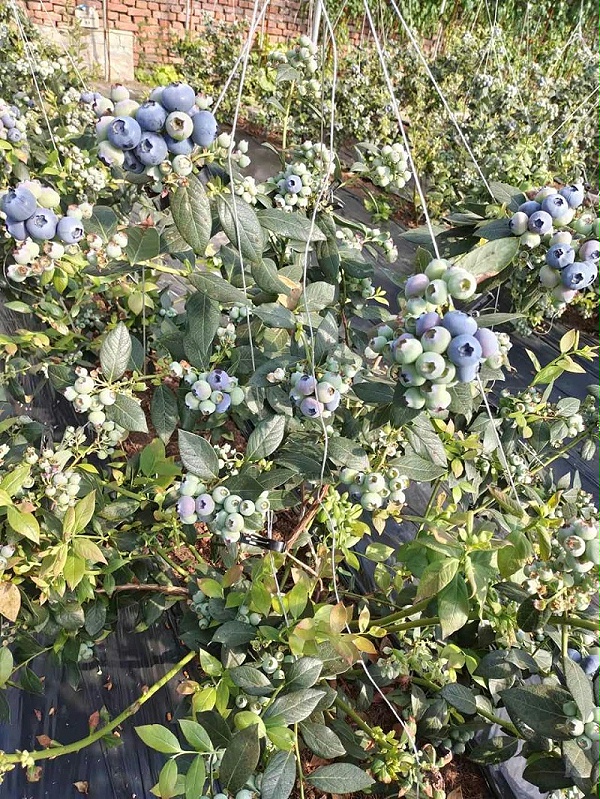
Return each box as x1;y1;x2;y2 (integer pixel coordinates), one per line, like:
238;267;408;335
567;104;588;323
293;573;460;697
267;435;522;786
106;394;148;433
84;600;107;637
253;303;296;329
352;380;395;404
522;757;573;791
251;259;291;294
184;754;206;799
454;237;520;282
179;719;212;752
488;181;525;210
171;173;212;256
516;596;551;632
199;647;223;676
264;688;326;725
285;657;323;691
158;759;178;799
314;312;339;363
5;300;34;313
476;312;524;328
297;281;336;313
563;657;595;720
189;271;249;305
390;450;447;482
151;385;179;444
416;558;460;601
562;737;595;781
327;437;370;471
229;665;274;696
256;208;326;242
300;722;346;758
7;506;40;544
135;724;183;754
85;206;118;240
64;554;86;590
211;621;255;647
500;684;572;740
365;543;394;563
100;323;132;382
219;724;260;794
440;683;477;715
217;194;264;264
195;711;231;748
125;226;161;263
0;464;31;497
64;491;95;536
261;750;296;799
246;415;286;461
406;415;448;467
306;763;375;793
468;736;519;765
0;647;14;688
178;430;219;480
184;291;220;369
437;573;470;637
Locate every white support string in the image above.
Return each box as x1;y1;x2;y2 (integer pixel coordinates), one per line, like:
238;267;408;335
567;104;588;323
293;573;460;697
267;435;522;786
543;85;599;145
386;0;495;202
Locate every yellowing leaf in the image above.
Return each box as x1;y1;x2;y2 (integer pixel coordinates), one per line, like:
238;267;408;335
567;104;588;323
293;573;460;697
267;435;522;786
0;582;21;622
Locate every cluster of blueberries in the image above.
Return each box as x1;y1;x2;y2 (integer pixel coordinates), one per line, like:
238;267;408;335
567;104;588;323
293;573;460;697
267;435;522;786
509;183;598;294
176;367;244;416
176;476;271;545
339;466;409;512
1;182;84;244
289;372;346;418
85;82;218;176
0;98;26;145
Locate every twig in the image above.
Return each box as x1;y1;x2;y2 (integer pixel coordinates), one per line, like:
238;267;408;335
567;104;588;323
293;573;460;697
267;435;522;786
285;485;329;552
98;583;189;596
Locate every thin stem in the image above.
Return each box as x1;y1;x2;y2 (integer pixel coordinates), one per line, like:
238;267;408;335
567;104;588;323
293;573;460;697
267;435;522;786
422;476;442;522
334;696;379;740
1;650;196;764
154;545;189;578
97;583;189;596
361;597;432;630
294;723;305;799
381;612;598;636
561;611;569;677
529;430;589;476
9;645;53;679
281;80;296;151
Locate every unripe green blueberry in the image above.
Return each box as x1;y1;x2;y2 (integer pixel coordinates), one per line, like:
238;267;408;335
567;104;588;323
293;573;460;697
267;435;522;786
539;264;561;288
398;364;426;387
394;337;423;365
406;297;429;317
229;386;245;405
575;734;592;750
520;231;541;249
445;268;477;300
562;701;579;717
585;538;599;565
360;491;384;511
262;656;278;673
239;500;255;516
223;494;242;513
425;279;449;306
249;612;262;625
340;467;358;484
236;695;248;708
365;472;386;492
75;376;95;394
212;486;230;503
98;388;116;406
584;721;600;741
424;384;452;410
415;352;446;380
425;258;451;279
225;513;244;533
88;410;106;426
421;326;452;354
199;399;216;414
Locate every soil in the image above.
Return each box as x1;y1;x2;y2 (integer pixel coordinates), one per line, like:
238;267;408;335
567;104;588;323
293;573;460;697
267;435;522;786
561;303;599;336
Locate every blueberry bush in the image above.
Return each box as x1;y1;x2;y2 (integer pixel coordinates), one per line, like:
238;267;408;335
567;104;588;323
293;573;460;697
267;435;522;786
0;5;598;799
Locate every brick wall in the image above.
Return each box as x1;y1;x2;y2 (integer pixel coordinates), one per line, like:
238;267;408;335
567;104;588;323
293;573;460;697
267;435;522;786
22;0;310;67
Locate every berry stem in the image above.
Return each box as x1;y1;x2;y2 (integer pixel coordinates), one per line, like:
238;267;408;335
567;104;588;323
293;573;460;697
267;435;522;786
293;723;306;799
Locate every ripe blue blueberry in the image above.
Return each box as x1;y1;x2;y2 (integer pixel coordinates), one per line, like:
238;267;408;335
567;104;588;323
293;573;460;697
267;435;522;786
191;110;217;147
579;240;599;262
215;393;231;413
1;186;37;221
80;91;95;104
300;397;323;417
284;174;303;194
415;311;441;336
581;654;599;676
7;128;22;144
207;369;232;391
559;183;584;209
518;200;541;216
474;328;499;358
123;150;145;174
447;334;482;367
136;132;168;166
161;82;196;112
195;493;215;516
528;210;553;235
107;116;142;150
1;114;15;129
561;261;597;290
6;219;26;240
541;194;569;219
164;134;194;155
56;216;85;245
25;208;58;240
455;363;479;383
177;495;196;518
546;243;575;269
404;274;429;298
296;374;317;395
440;311;478;337
567;648;581;663
135;100;168;132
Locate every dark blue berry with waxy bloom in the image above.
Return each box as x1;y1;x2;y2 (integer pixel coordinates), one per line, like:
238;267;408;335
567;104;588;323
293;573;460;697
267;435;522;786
107;116;142;150
518;200;541;215
135;100;167;132
541;194;569;219
440;310;478;337
474;327;499;357
25;208;58;240
136;132;168;166
284;175;302;194
546;243;575;269
300;397;323;417
191;110;217;147
207;369;232;391
447;334;483;367
561;261;597;290
164;134;194;155
161;82;195;112
528;210;553;235
56;216;85;245
559;183;584;209
2;185;37;221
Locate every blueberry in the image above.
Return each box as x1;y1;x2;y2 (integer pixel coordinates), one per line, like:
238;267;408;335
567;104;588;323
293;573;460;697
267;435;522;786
528;210;553;235
300;397;323;417
56;216;85;245
296;374;317;395
581;654;599;676
559;183;584;209
5;219;26;240
518;200;541;216
191;110;217;147
177;495;196;518
404;274;429;298
541;194;570;219
7;128;22;144
445;268;477;300
561;261;597;290
474;328;499;358
135;100;167;132
423;383;452;409
509;211;529;236
164;134;194;155
1;114;15;129
123;150;145;174
393;336;423;365
25;208;58;240
404;387;426;409
415;311;441;336
1;185;37;221
325;390;341;411
80;91;95;104
135;132;168;166
110;84;130;103
579;240;599;262
440;311;478;337
539;264;561;288
195;493;215;516
215;393;231;413
546;243;576;269
161;82;195;112
165;111;193;141
114;99;140;118
96;115;115;142
567;648;582;663
284;174;303;194
415;352;446;380
397;364;426;387
207;369;232;391
107;116;142;150
455;363;479;383
192;380;212;400
421;325;451;354
447;334;482;366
